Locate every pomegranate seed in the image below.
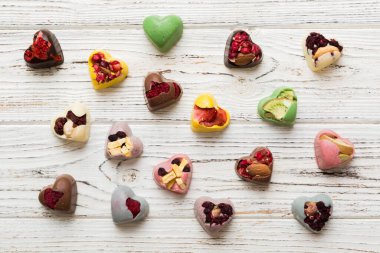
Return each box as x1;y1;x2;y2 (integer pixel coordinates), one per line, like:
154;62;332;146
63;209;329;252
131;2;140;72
110;61;121;72
240;47;251;54
92;54;101;63
96;72;105;82
231;45;239;52
228;52;238;59
252;44;260;55
93;64;100;72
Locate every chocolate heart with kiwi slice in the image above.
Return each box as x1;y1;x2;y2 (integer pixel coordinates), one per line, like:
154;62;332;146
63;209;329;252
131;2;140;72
224;30;263;68
143;15;183;53
24;29;64;68
194;197;234;237
235;147;273;183
38;174;77;213
111;185;149;225
257;87;297;126
314;129;354;171
292;194;333;233
153;154;193;194
144;72;183;111
105;122;143;160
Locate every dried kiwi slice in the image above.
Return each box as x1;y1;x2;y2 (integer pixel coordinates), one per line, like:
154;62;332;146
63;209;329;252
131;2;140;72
278;90;295;100
263;99;291;120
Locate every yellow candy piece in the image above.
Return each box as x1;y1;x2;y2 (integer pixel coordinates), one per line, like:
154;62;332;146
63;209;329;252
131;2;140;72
88;50;128;90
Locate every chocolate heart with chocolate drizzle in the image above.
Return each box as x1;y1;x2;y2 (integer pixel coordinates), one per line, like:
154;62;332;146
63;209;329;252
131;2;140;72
144;72;182;111
24;29;64;68
38;174;77;213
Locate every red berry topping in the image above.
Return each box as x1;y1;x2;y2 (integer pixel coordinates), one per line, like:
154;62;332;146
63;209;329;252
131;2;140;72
91;52;122;83
126;198;141;219
43;188;64;209
146;81;170;98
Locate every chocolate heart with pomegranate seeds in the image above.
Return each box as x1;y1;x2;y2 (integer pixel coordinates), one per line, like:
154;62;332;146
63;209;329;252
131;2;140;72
144;72;183;111
194;197;234;237
314;130;354;171
24;29;64;69
224;30;263;68
304;32;343;72
88;50;128;90
153;154;193;194
292;194;333;233
105;122;143;160
235;147;273;184
191;93;230;132
111;185;149;225
51;102;91;142
38;174;77;213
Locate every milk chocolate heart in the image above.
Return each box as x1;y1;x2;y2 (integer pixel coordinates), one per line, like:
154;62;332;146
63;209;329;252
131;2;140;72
224;30;263;68
88;50;128;90
235;147;273;183
105;122;143;160
51;102;91;142
314;130;354;171
257;87;297;126
144;72;183;111
38;174;77;213
304;32;343;72
143;15;183;53
191;94;230;132
111;185;149;225
194;197;234;237
292;194;333;233
24;29;64;68
153;154;192;194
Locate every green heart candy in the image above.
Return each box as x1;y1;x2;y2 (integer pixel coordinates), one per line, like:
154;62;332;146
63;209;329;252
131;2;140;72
257;87;297;126
143;15;183;53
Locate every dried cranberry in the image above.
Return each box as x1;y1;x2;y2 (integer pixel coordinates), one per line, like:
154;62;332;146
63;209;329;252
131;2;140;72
158;168;168;177
66;111;86;127
202;201;233;226
183;165;191;172
306;32;343;55
43;188;64;209
146;81;170;98
54;117;67;135
116;131;126;138
303;201;331;231
108;134;118;142
126;198;141;219
171;158;181;166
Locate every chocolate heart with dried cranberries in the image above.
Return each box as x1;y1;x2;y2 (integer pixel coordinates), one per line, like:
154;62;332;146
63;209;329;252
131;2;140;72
111;186;149;225
235;147;273;184
38;174;77;213
194;197;234;237
153;154;192;194
144;72;182;111
24;29;64;68
224;30;263;68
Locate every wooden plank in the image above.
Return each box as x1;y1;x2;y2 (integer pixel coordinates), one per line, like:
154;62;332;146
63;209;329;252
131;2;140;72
1;218;379;252
0;0;379;29
0;29;379;123
0;124;378;218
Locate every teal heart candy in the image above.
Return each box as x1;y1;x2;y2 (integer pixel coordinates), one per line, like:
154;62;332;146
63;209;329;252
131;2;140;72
257;87;297;126
143;15;183;53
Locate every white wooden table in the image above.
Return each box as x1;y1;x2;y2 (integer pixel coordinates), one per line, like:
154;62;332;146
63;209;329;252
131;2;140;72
1;0;380;252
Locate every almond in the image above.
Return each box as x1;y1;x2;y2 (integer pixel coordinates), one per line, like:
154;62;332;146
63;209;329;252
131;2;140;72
246;163;271;178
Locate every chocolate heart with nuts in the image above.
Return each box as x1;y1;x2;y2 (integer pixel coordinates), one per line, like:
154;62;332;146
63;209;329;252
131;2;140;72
194;197;234;237
24;29;64;69
314;129;354;171
51;102;91;142
111;185;149;225
292;194;333;233
144;72;183;111
224;30;263;68
38;174;77;213
153;154;193;194
105;122;143;160
235;147;273;183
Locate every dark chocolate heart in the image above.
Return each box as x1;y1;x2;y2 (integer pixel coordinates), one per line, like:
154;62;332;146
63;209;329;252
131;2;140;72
38;174;77;213
144;72;182;111
24;29;64;69
224;30;263;68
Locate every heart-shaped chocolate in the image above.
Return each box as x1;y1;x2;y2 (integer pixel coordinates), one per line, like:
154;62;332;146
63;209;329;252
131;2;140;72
191;94;230;132
314;130;354;171
224;30;263;68
304;32;343;72
194;197;234;237
51;102;91;142
257;87;297;126
88;50;128;90
24;29;64;69
144;72;183;111
111;185;149;225
143;15;183;53
292;194;333;233
38;174;77;213
105;122;143;160
153;154;193;194
235;147;273;183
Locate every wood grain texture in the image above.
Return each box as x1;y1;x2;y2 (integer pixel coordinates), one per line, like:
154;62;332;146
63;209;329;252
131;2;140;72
1;0;380;252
